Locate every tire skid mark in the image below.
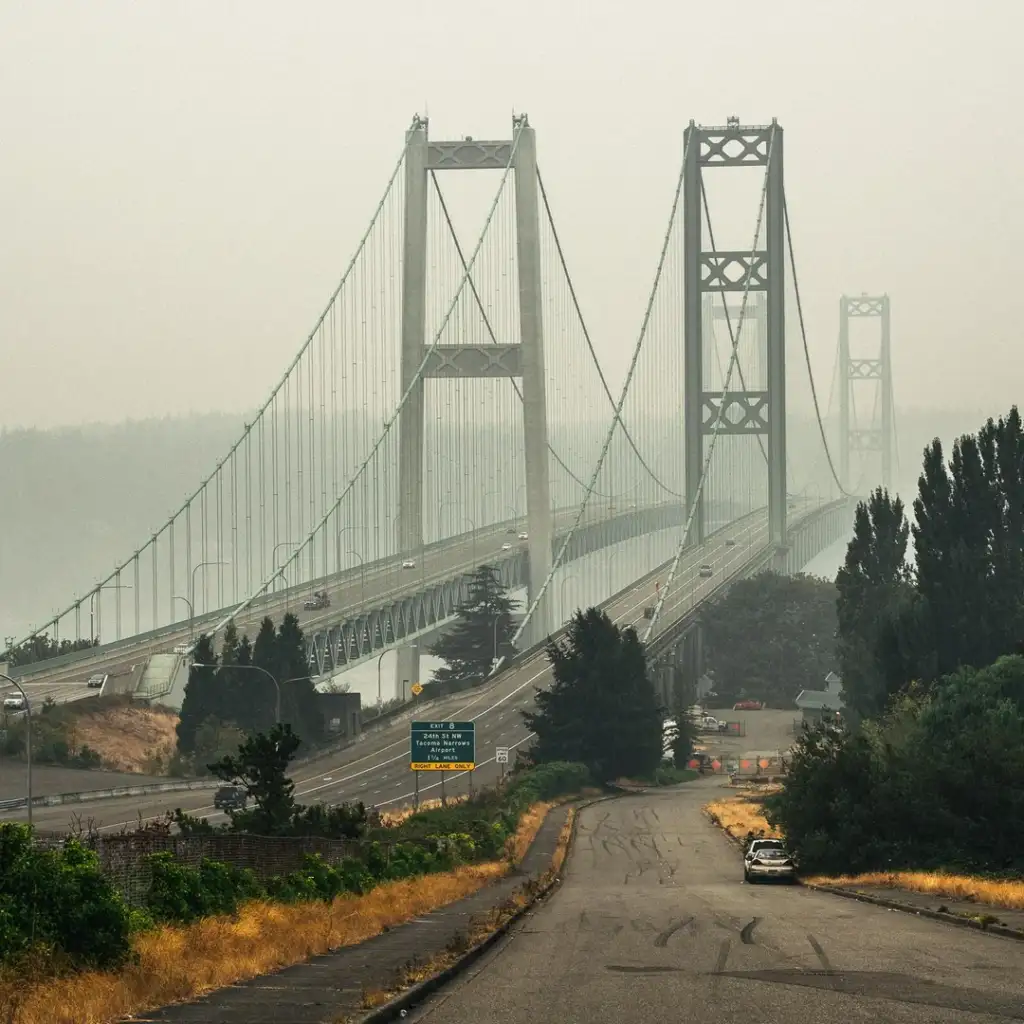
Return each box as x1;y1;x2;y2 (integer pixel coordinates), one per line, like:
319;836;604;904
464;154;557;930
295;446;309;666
654;917;693;948
740;917;761;945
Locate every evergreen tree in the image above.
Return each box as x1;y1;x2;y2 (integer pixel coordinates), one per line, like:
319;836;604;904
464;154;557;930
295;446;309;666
274;612;323;745
523;607;663;782
209;724;301;835
429;565;518;693
176;634;220;753
835;488;913;719
701;572;838;707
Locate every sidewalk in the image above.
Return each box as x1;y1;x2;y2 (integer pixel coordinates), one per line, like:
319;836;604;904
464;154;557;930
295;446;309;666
132;804;571;1024
818;883;1024;937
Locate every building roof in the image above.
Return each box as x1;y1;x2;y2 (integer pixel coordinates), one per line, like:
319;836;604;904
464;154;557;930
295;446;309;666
795;687;844;711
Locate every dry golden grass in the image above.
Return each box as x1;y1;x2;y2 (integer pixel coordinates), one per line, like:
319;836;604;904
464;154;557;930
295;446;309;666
71;705;178;774
356;804;579;1016
806;871;1024;911
0;802;564;1024
703;790;781;843
379;794;469;826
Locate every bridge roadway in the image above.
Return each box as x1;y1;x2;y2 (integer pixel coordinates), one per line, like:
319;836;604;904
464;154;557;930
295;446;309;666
4;504;656;707
12;506;798;832
405;781;1024;1024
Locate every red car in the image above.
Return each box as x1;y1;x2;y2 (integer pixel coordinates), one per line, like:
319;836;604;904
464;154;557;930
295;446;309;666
733;699;763;711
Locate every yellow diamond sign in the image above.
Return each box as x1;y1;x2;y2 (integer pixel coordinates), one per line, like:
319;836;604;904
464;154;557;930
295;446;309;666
411;683;424;696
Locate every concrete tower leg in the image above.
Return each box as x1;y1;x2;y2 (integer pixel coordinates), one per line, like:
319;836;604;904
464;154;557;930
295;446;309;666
395;118;429;701
765;123;787;562
513;119;553;644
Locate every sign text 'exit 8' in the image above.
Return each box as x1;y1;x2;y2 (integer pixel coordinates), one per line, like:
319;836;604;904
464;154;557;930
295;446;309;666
410;721;476;771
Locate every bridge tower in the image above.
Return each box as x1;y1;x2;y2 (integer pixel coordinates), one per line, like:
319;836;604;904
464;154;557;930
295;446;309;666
838;294;893;492
684;120;786;556
396;114;553;697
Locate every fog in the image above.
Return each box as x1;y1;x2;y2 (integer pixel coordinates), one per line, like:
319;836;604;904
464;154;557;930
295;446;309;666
1;2;1020;643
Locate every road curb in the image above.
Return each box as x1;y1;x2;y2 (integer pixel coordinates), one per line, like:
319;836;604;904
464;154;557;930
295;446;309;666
702;809;1024;943
802;883;1024;942
355;791;621;1024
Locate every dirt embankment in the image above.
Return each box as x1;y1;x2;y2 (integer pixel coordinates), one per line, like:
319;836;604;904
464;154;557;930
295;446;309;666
70;704;179;775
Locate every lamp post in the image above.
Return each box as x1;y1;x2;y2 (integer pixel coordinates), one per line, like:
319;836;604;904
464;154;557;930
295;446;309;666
1;672;31;827
346;549;366;605
193;663;311;725
271;542;300;594
89;581;133;644
191;561;228;632
173;596;194;643
376;649;387;708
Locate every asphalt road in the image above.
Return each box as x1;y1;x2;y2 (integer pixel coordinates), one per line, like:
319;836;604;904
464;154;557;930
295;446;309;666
6;512;782;832
406;781;1024;1024
3;504;658;706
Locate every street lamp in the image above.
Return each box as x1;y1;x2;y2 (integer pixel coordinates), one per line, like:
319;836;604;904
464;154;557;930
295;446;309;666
1;672;31;827
272;542;300;593
173;596;194;643
347;549;366;605
191;561;229;629
89;582;133;644
193;663;311;725
377;643;418;706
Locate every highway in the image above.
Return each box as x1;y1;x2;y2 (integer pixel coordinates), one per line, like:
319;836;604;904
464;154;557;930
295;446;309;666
3;505;665;707
404;781;1024;1023
7;509;789;832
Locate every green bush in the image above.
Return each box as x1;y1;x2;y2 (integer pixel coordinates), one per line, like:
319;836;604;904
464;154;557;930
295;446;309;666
145;853;263;924
0;823;133;970
765;655;1024;875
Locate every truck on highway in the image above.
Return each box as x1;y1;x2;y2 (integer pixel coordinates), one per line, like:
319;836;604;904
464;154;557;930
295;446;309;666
304;590;330;611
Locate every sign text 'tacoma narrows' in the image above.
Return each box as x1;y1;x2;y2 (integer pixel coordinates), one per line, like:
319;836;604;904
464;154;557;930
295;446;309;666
409;721;476;771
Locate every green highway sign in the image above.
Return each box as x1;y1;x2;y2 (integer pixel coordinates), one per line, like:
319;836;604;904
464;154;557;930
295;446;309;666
410;720;476;771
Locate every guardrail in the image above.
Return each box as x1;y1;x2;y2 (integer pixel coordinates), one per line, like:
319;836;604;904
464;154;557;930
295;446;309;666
0;507;792;817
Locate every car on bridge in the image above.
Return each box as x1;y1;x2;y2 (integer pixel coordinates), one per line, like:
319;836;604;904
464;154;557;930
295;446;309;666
501;542;512;551
2;694;26;712
304;589;331;611
518;531;528;540
86;673;107;689
699;564;714;578
402;559;416;569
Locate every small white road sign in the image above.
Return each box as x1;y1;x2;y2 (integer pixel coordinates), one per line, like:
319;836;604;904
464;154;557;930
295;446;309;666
495;746;510;764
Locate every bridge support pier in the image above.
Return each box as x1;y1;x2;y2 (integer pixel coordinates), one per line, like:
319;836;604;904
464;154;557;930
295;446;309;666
395;645;419;704
395;113;553;692
839;294;893;492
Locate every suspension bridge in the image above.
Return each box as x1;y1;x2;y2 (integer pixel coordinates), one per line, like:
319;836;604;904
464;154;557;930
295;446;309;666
4;114;896;712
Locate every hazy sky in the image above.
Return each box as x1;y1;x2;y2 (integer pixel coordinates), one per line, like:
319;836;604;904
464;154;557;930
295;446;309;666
1;0;1019;431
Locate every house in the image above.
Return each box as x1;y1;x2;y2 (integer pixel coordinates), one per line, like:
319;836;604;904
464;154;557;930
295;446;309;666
795;671;844;725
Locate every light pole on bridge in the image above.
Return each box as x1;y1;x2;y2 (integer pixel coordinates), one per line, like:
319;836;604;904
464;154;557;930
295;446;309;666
0;672;31;827
191;561;229;640
89;581;133;644
193;663;312;726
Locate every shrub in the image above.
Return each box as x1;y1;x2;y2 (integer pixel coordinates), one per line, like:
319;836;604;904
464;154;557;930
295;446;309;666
0;824;133;970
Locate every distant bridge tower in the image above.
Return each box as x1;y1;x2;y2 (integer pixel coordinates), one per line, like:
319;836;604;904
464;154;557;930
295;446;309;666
397;114;553;698
838;294;893;492
684;119;786;554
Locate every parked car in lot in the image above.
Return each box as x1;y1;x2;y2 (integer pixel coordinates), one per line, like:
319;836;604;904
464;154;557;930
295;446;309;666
213;785;248;812
744;839;796;883
733;699;763;711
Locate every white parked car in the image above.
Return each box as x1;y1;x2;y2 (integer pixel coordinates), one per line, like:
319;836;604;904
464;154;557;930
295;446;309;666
402;559;416;569
743;839;796;883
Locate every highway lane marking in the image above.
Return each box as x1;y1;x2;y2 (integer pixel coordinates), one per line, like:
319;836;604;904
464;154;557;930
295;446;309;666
67;511;806;831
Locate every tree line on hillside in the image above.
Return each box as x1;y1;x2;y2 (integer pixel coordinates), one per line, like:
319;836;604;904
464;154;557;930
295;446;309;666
176;613;323;769
768;405;1024;875
699;572;838;707
4;634;98;668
